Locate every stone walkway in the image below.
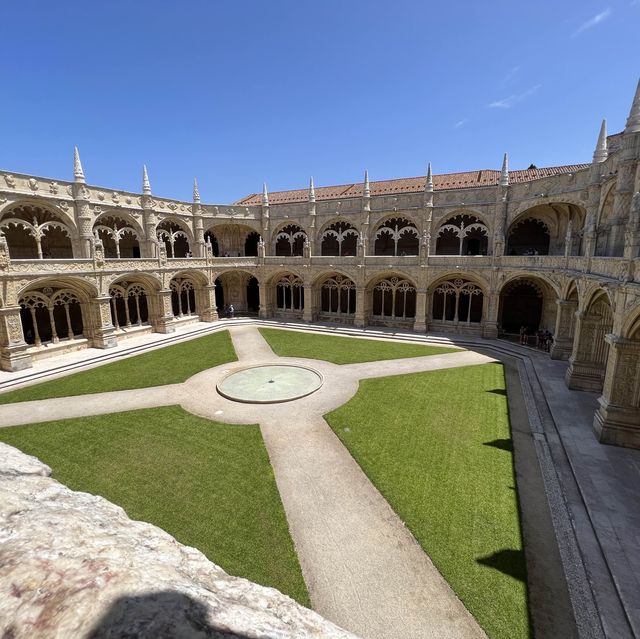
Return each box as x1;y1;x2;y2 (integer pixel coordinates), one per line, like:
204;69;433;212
0;324;494;639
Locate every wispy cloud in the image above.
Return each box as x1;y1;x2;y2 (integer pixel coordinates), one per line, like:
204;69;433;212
488;84;542;109
572;8;612;36
504;66;520;83
454;119;469;129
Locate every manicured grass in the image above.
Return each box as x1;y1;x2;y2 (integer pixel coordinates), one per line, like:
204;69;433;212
0;406;309;606
0;330;237;404
325;362;529;639
259;327;460;364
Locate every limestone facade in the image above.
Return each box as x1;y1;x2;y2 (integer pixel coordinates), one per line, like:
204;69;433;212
1;81;640;448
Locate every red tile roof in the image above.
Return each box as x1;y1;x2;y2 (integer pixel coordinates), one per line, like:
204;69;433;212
235;163;590;205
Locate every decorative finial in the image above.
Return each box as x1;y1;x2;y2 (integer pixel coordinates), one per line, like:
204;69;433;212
592;119;608;163
73;146;85;183
625;78;640;134
499;153;509;187
309;177;316;202
262;182;269;206
425;162;434;192
142;165;151;195
363;170;370;198
193;177;200;203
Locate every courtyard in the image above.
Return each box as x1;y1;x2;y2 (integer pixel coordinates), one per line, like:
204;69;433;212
2;318;638;638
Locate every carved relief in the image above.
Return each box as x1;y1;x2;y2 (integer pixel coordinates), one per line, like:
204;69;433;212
4;174;16;188
49;182;59;195
6;314;24;343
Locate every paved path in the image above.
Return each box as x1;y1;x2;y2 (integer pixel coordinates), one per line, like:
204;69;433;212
0;324;493;639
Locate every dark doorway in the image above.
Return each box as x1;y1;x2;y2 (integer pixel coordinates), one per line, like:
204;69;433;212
247;277;260;313
214;278;224;312
501;282;543;333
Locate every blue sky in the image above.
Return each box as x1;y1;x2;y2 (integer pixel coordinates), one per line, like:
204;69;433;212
0;1;638;202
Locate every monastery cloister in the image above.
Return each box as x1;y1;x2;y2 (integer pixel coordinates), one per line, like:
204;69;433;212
1;81;640;448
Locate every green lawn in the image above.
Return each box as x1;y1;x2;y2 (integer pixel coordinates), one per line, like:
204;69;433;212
325;362;529;639
0;406;309;606
259;327;460;364
0;330;237;404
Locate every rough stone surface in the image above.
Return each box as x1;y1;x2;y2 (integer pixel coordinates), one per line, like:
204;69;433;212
0;442;357;639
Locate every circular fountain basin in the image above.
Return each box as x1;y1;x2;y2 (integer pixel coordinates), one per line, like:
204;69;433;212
217;364;323;404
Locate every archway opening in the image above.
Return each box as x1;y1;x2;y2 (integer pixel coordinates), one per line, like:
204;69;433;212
373;218;419;256
1;204;74;259
157;220;190;258
109;281;150;329
245;232;260;257
275;225;306;256
170;277;197;317
247;276;260;313
435;215;488;256
320;274;356;317
19;286;84;346
321;222;358;257
507;218;550;255
432;278;483;324
94;215;140;258
500;280;544;334
370;276;416;322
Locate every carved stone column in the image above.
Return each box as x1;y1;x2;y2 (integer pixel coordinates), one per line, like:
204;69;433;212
413;288;427;332
302;284;314;323
593;335;640;448
154;289;177;333
0;306;32;371
89;295;117;349
259;284;274;319
565;311;611;392
481;290;499;339
197;285;219;322
142;195;158;258
354;287;366;328
73;184;93;258
550;299;578;360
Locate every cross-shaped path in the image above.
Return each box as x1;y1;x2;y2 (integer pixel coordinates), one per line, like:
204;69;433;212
0;325;495;639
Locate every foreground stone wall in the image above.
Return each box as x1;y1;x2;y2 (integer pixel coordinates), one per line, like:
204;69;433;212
0;443;356;639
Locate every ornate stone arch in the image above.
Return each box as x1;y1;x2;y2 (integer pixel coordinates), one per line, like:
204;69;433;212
156;216;194;243
156;217;193;258
272;223;308;257
372;215;419;256
366;272;417;323
429;276;485;325
17;279;91;346
0;197;77;231
0;201;76;259
318;218;359;256
95;209;145;239
432;208;491;231
93;213;142;259
434;212;490;256
498;274;559;334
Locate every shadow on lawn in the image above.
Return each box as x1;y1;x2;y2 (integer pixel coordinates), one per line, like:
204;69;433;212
88;590;251;638
483;438;514;452
476;549;527;583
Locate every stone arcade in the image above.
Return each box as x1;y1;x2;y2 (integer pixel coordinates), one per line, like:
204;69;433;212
1;80;640;448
